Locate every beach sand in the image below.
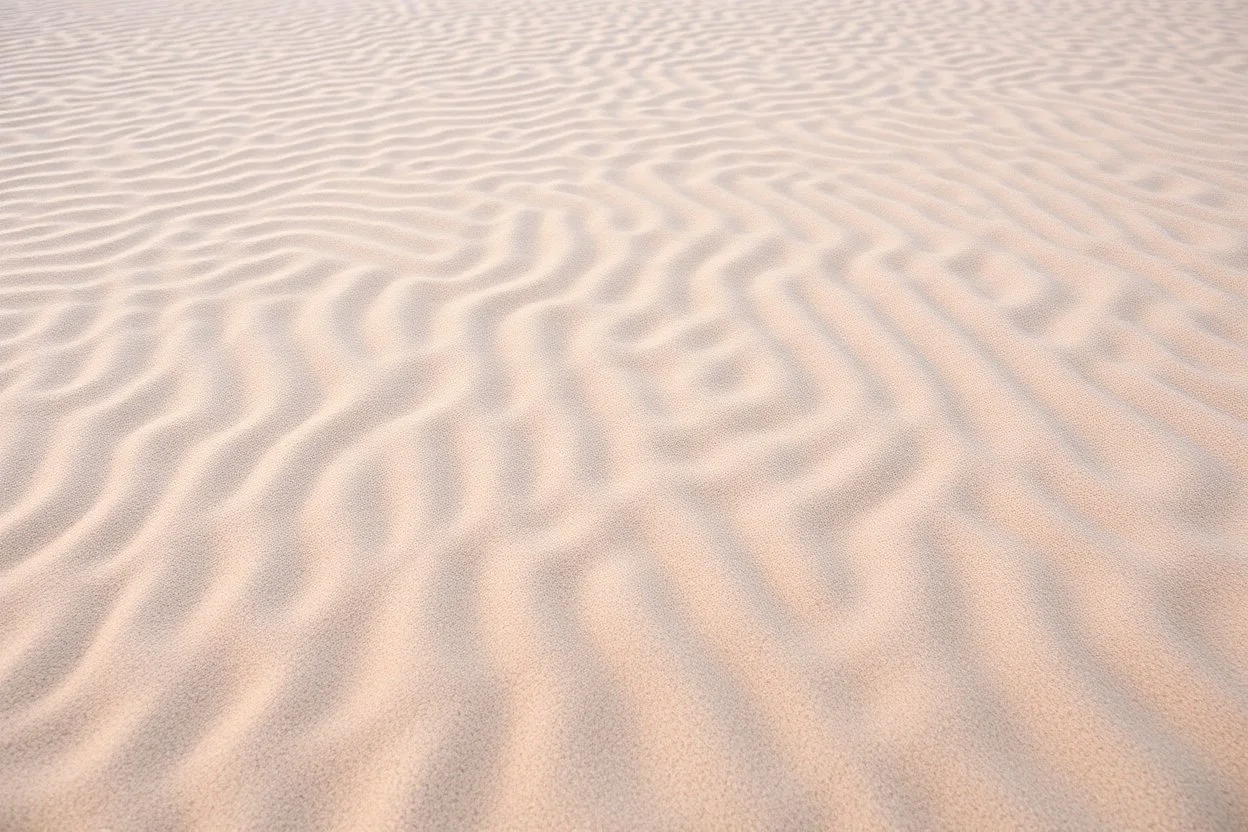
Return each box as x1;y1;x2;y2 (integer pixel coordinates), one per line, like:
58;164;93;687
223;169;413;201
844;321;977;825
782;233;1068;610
2;0;1247;828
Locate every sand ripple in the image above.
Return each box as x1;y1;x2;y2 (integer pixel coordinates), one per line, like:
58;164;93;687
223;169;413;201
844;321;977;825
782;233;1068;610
1;0;1247;828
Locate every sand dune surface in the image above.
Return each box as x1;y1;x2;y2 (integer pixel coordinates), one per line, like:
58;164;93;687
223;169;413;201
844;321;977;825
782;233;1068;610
2;0;1248;828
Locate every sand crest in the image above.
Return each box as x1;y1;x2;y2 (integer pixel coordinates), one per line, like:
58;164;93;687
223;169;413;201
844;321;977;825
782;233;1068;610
2;0;1247;828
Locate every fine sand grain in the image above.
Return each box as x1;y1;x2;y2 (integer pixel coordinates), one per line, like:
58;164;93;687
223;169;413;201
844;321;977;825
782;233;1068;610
2;0;1247;828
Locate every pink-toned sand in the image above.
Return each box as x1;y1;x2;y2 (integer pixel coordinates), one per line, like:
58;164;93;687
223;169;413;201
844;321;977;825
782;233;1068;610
2;0;1247;828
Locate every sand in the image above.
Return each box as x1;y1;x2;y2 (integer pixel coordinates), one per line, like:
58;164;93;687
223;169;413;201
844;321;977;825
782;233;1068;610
1;0;1246;827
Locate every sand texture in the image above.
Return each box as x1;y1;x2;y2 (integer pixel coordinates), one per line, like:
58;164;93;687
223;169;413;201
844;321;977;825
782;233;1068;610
2;0;1247;828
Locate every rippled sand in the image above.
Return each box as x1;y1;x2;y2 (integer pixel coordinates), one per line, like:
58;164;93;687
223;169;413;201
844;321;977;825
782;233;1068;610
2;0;1247;828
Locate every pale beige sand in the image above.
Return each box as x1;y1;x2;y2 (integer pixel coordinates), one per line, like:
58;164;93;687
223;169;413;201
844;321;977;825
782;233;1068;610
2;0;1247;828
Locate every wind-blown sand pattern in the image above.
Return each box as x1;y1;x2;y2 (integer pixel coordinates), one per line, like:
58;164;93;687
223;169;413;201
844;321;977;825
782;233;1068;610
2;0;1247;827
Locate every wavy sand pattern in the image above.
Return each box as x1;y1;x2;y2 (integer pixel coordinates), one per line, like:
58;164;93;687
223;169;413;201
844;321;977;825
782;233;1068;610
2;0;1247;828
